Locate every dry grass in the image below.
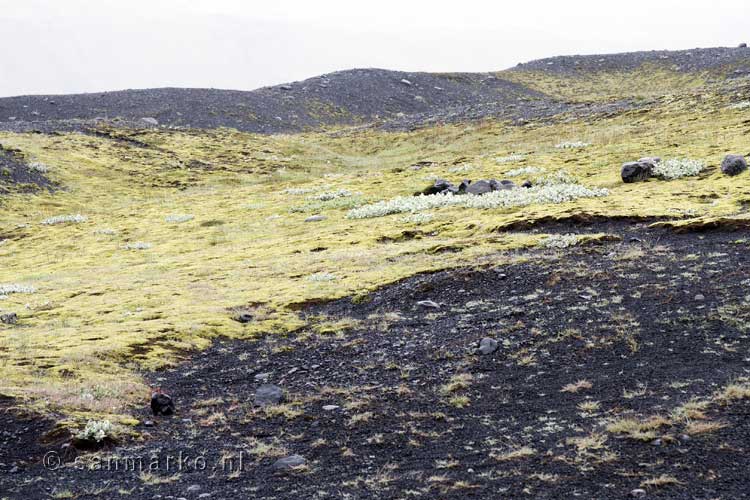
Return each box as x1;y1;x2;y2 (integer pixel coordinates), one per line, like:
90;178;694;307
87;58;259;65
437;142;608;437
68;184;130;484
561;380;593;393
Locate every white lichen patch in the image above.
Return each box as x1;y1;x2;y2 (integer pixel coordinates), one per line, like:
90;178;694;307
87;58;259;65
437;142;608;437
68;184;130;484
347;182;608;219
165;214;195;223
123;242;152;250
77;419;113;442
505;166;545;177
653;158;706;180
495;154;525;164
0;283;37;295
540;234;582;249
307;272;337;282
401;213;434;224
41;214;88;225
555;141;590;149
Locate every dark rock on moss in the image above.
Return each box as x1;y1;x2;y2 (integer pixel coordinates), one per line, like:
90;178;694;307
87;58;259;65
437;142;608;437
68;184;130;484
0;312;17;325
466;180;492;195
418;179;453;196
151;392;175;416
621;161;652;183
521;180;533;188
458;179;472;193
721;154;747;176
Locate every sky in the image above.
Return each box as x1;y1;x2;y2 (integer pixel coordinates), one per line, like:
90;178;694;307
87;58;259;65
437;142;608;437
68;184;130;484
0;0;748;97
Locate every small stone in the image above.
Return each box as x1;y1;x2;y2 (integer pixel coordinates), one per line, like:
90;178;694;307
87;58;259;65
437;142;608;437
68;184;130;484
678;433;691;442
322;405;340;411
416;300;440;309
272;454;306;471
0;312;18;325
234;313;253;324
478;337;499;355
304;215;326;222
143;420;155;427
739;43;747;48
140;117;159;126
650;438;662;446
151;392;175;416
186;485;201;492
280;85;293;91
255;384;284;407
721;154;747;176
694;293;705;301
629;489;647;497
198;495;211;499
400;79;412;86
254;372;271;382
521;180;532;188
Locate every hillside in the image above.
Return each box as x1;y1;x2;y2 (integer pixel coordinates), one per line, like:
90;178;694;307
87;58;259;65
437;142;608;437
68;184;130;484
1;46;750;499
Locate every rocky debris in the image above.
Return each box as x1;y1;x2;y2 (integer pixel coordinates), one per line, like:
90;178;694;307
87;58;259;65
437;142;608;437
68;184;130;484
416;300;440;309
151;391;175;416
399;79;413;86
521;180;533;188
629;489;647;498
478;337;499;355
254;384;284;407
0;312;18;325
721;154;747;176
621;161;653;183
187;485;201;493
416;178;517;196
695;293;706;301
740;43;748;48
322;405;340;411
272;454;307;471
304;215;327;222
140;117;158;126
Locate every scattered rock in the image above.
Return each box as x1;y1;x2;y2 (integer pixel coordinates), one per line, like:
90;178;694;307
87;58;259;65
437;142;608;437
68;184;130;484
272;454;306;471
629;489;647;497
400;79;412;86
416;300;440;309
466;179;493;195
694;293;705;301
499;179;516;190
721;154;747;176
254;372;271;382
280;85;293;91
458;179;472;193
478;337;499;355
140;117;159;126
304;215;326;222
0;312;18;325
322;405;340;411
151;392;175;416
143;420;154;427
740;43;748;48
678;433;691;442
255;384;284;407
187;485;201;493
621;161;653;183
650;438;662;446
521;180;533;188
419;178;453;196
233;312;253;324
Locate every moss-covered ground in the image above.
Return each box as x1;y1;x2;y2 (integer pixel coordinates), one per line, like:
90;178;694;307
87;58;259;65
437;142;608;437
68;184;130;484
1;71;749;428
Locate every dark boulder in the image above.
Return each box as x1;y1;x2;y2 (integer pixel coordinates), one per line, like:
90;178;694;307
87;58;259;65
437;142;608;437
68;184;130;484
621;161;652;183
255;384;284;407
458;179;472;193
721;154;747;176
418;178;454;196
740;43;748;48
478;337;499;355
272;454;306;471
151;392;175;416
466;180;492;195
521;180;533;188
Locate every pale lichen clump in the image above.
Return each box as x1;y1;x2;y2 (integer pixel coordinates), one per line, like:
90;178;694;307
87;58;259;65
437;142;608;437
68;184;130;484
540;234;581;249
0;283;37;295
76;419;114;442
652;158;706;180
165;214;195;223
307;272;337;282
41;214;87;225
306;189;354;201
555;141;590;149
505;166;544;177
495;154;525;164
123;242;152;250
347;182;609;219
401;213;434;224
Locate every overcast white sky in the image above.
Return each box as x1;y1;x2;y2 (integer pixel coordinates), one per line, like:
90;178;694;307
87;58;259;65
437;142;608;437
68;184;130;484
0;0;747;97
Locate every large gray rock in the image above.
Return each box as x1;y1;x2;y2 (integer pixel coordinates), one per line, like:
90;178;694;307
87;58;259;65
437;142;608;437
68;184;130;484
466;180;492;195
621;161;652;183
272;454;306;471
255;384;284;407
721;154;747;176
